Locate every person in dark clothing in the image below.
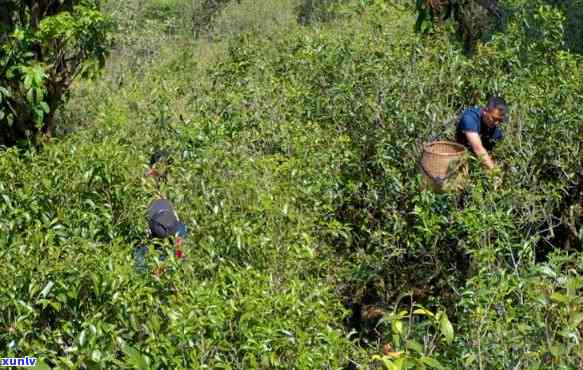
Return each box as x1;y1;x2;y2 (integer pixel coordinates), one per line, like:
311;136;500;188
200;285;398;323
456;96;507;170
147;198;184;240
134;198;188;272
145;149;173;186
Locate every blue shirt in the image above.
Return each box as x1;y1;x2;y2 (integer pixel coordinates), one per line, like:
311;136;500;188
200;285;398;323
455;107;503;151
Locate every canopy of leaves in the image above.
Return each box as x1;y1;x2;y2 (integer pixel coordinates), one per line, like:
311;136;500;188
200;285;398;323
0;0;112;145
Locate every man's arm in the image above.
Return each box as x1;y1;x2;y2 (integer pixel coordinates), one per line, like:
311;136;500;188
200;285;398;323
464;131;496;170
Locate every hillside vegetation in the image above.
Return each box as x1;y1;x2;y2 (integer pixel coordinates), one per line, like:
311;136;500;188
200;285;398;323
1;0;582;369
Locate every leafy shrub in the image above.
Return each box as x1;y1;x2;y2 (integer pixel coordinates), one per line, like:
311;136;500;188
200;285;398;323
0;116;355;368
197;1;582;366
212;0;299;41
190;0;237;40
0;0;112;145
415;0;543;53
296;0;346;25
454;250;583;369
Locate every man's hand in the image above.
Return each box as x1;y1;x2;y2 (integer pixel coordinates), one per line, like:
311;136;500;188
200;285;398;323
464;131;496;170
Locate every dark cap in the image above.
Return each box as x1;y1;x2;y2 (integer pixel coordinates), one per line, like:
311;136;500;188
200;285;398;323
148;199;180;239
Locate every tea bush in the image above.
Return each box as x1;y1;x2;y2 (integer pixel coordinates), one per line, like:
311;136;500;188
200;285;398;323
1;0;582;368
0;0;112;145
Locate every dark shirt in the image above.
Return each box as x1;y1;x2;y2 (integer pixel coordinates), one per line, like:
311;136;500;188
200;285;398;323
455;107;503;152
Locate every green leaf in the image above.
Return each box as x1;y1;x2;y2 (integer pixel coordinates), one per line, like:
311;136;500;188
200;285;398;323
567;277;583;294
570;312;583;327
91;350;102;362
539;265;556;278
393;357;406;370
123;344;149;369
549;344;562;357
35;87;44;102
24;74;32;90
392;320;404;336
407;339;424;354
372;355;397;370
33;65;45;85
40;281;54;298
26;89;34;103
517;323;531;333
439;312;454;344
413;308;435;317
40;101;50;113
6;66;16;79
32;359;52;370
420;19;432;34
550;292;569;303
421;356;445;369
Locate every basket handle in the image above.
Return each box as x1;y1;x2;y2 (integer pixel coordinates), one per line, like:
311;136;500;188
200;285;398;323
418;160;445;187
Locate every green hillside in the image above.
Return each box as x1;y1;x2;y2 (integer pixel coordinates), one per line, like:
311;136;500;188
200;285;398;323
1;0;582;368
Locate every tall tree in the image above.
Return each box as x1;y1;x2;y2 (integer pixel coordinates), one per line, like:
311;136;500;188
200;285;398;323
414;0;503;51
0;0;112;145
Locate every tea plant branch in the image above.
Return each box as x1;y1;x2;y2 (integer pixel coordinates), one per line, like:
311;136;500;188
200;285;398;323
476;294;496;370
427;323;440;356
405;294;415;343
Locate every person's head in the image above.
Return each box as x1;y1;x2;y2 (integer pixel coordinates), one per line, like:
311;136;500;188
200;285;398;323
147;198;188;250
148;199;181;239
144;150;173;178
482;96;508;128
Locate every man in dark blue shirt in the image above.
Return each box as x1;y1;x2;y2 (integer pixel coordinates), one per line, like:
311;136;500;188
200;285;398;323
456;96;507;170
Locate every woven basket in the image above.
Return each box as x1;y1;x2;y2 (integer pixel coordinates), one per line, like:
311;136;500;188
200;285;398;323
420;141;468;192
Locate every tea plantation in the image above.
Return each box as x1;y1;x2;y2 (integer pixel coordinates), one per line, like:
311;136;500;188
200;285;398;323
1;0;582;369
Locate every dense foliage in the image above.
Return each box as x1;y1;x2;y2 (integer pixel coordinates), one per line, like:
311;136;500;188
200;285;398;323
0;0;582;368
415;0;506;55
0;0;112;145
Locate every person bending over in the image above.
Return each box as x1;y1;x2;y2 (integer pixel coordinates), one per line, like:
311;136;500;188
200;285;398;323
134;198;187;272
456;96;508;170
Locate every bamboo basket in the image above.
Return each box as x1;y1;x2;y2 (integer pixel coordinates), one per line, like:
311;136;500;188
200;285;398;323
419;141;468;192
